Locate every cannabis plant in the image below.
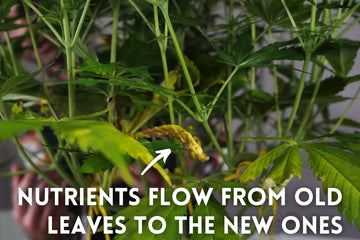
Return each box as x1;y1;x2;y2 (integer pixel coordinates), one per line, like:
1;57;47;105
1;0;360;239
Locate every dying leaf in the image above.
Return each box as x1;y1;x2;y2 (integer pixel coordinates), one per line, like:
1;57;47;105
137;124;208;162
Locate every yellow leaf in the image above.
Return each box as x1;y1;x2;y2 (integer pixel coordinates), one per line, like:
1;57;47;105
137;124;209;162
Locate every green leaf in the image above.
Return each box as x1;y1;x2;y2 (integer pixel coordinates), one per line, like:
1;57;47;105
77;153;113;173
217;35;253;67
0;119;53;141
204;179;250;200
76;60;126;77
232;35;253;65
239;144;293;183
302;144;360;228
114;186;190;240
0;69;42;97
239;43;303;68
217;50;236;66
303;141;360;155
304;76;347;97
244;0;308;26
323;40;360;77
267;146;303;185
11;102;42;120
52;120;171;186
191;196;241;240
72;39;98;61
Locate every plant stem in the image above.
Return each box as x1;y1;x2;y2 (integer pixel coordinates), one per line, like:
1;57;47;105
159;4;229;165
128;0;154;32
4;31;19;76
154;5;175;124
82;3;102;42
108;1;120;124
240;20;256;153
295;62;322;141
23;0;64;46
23;2;59;120
330;85;360;134
336;16;360;39
226;0;234;160
14;138;58;186
207;67;239;117
175;99;197;119
284;52;312;137
268;28;282;137
310;0;317;34
61;0;75;118
23;3;46;89
227;80;233;159
280;0;305;49
202;119;232;167
160;7;202;117
71;0;91;46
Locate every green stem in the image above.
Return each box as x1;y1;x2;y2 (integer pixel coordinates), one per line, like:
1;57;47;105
240;20;256;153
61;0;75;118
23;0;64;46
23;3;46;88
4;31;19;76
284;52;312;137
226;0;234;160
280;0;305;49
15;137;58;186
336;16;360;39
108;1;120;124
71;0;92;46
268;28;282;137
159;4;228;164
110;2;120;64
128;0;154;32
310;0;317;34
154;5;175;124
336;0;345;20
175;99;197;119
295;62;322;141
23;2;59;120
202;120;232;167
227;81;233;160
81;3;101;42
330;85;360;134
338;1;360;27
160;7;203;117
207;67;239;117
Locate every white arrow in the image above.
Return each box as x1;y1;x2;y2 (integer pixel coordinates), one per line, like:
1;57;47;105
141;148;172;176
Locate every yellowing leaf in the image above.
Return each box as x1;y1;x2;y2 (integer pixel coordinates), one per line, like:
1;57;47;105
137;124;209;162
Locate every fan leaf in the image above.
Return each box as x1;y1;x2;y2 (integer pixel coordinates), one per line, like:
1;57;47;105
302;143;360;228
